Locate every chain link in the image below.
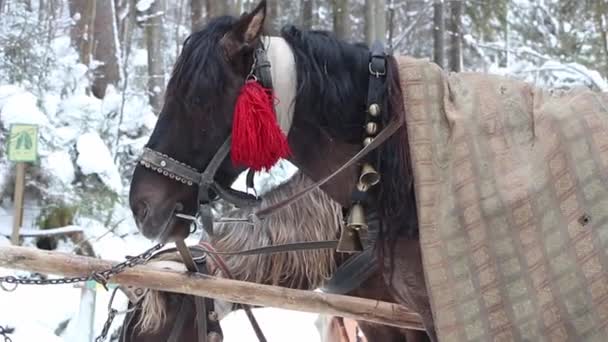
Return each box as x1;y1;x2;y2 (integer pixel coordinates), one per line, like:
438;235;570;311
95;308;117;342
0;326;13;342
0;243;164;290
0;243;165;342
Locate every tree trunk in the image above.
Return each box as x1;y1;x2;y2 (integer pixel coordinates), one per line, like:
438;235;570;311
191;0;204;30
90;0;121;98
68;0;97;75
69;0;120;98
332;0;349;40
205;0;228;19
266;0;280;35
433;0;445;68
364;0;374;45
301;0;313;30
596;10;608;77
142;0;166;114
448;0;462;72
373;0;385;43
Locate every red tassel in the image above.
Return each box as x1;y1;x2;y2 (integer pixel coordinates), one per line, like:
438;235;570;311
231;81;291;171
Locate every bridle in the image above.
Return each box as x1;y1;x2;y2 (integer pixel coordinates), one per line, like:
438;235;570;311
136;40;401;342
119;245;224;342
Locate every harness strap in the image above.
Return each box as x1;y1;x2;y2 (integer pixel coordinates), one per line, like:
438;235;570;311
167;298;190;342
194;291;209;342
199;242;267;342
320;215;380;294
191;240;339;257
254;116;403;220
320;248;377;295
175;240;217;342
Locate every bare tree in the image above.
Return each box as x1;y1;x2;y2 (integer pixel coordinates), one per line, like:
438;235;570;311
433;0;445;67
192;0;204;30
332;0;349;40
140;0;166;114
364;0;374;45
69;0;120;98
266;0;280;35
448;0;462;72
301;0;313;30
373;0;385;43
206;0;229;18
69;0;97;76
91;0;120;98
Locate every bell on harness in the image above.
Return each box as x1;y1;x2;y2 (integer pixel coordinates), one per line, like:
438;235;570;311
337;203;365;253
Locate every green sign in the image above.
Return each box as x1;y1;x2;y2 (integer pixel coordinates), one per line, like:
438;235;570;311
8;124;39;162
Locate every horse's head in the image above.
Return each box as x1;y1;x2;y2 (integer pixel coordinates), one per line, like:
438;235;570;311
129;2;270;241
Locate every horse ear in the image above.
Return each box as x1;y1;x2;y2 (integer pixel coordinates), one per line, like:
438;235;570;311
221;1;267;58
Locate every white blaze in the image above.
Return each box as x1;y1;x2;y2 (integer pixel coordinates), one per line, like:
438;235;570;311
262;36;297;135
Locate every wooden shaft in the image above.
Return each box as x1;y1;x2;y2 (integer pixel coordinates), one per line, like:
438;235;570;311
11;163;26;245
0;246;424;331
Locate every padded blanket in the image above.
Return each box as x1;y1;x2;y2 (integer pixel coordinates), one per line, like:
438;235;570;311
396;56;608;341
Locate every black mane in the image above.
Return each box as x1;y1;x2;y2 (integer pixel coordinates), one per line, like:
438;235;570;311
280;26;370;143
167;16;237;108
280;26;418;240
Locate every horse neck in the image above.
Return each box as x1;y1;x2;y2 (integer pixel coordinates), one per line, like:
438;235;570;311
276;28;372;206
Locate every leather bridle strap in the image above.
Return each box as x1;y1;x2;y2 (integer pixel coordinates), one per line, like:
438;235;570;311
175;240;219;342
139;137;260;211
198;242;267;342
254;117;404;220
191;240;339;257
167;297;190;342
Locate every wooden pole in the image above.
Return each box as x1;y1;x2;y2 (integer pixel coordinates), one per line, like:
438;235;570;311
0;246;424;331
11;163;26;245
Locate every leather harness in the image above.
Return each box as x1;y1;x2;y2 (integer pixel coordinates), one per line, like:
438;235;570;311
134;41;398;342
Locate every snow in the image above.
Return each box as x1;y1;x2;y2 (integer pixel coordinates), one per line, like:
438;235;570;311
222;309;321;342
44;151;75;185
0;89;49;126
136;0;155;12
76;132;123;193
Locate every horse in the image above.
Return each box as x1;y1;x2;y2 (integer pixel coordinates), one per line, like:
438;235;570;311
120;171;427;341
128;1;435;339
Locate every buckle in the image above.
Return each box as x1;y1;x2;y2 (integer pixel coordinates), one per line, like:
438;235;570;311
369;59;386;77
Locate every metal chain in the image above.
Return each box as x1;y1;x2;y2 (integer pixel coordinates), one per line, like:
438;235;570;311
95;286;140;342
0;243;164;290
0;326;12;342
95;308;117;342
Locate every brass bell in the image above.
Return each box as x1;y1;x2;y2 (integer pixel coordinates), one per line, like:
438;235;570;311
369;103;381;117
346;203;367;231
359;163;380;187
337;227;363;253
337;204;366;253
356;181;369;192
366;122;378;135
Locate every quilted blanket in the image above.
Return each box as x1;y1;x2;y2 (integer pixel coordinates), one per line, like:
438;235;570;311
396;56;608;341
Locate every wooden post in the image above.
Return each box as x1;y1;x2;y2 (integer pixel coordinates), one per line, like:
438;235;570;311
0;246;424;331
11;163;26;245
